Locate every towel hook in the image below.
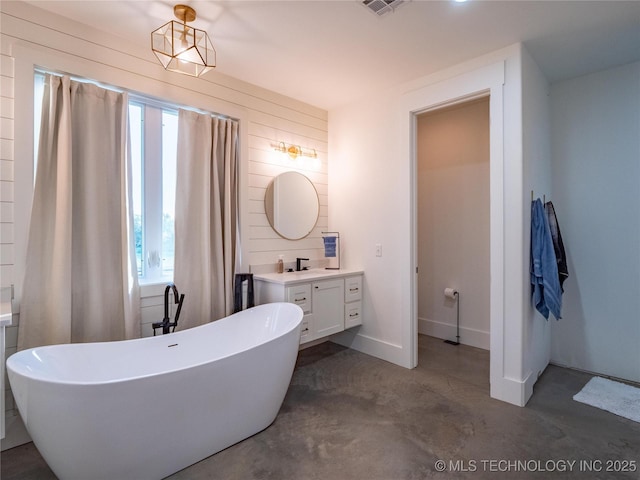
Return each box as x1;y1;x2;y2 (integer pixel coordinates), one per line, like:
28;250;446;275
531;190;547;204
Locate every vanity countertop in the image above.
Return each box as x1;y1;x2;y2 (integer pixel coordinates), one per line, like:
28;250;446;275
253;268;363;286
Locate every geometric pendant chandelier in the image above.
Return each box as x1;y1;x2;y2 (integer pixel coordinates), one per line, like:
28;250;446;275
151;4;216;77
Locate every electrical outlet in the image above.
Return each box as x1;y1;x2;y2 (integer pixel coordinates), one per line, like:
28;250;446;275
375;244;382;257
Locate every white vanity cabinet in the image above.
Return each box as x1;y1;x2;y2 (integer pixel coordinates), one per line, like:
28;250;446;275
254;269;363;345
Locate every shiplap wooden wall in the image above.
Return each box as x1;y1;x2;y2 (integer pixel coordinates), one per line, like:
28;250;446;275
248;120;328;269
0;1;328;442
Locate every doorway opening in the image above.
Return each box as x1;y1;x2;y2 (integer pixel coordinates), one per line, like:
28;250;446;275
403;60;506;402
415;97;491;387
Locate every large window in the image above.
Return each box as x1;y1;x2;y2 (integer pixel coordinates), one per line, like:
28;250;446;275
128;103;178;283
34;73;178;284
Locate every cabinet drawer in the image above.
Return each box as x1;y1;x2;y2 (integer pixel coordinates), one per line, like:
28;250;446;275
299;315;311;344
344;301;362;329
286;284;311;313
344;275;362;303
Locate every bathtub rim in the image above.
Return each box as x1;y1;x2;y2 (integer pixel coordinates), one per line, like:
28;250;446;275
7;302;303;387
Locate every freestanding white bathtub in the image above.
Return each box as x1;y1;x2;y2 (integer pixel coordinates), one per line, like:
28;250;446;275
7;302;303;480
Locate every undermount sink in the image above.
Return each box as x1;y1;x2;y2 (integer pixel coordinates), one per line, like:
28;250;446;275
288;268;335;275
282;269;331;279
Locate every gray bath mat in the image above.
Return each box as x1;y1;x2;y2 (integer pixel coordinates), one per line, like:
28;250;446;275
573;376;640;423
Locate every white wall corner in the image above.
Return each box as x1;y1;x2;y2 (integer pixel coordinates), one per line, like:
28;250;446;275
521;41;553;395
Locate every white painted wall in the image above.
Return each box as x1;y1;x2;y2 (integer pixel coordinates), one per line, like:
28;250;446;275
0;1;327;449
416;98;490;350
329;44;538;406
521;46;553;397
549;61;640;383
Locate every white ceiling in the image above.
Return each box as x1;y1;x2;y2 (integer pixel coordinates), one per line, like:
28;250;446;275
22;0;640;110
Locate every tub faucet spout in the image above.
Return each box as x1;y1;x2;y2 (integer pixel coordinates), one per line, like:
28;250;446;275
164;283;179;320
152;283;185;335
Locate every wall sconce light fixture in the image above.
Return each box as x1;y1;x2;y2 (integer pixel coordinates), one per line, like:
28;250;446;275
151;4;216;77
274;141;318;160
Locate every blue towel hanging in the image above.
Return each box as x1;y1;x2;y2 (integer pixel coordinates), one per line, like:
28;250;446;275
323;236;337;257
530;198;562;320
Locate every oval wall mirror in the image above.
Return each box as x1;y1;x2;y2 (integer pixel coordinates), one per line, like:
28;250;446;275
264;171;319;240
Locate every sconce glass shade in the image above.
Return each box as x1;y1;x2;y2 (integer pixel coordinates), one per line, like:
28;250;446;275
151;9;216;77
274;141;317;160
286;144;301;159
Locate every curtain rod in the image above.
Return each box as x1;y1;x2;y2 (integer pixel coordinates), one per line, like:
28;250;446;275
34;67;236;122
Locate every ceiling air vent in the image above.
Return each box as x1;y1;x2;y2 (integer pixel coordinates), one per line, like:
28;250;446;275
362;0;405;16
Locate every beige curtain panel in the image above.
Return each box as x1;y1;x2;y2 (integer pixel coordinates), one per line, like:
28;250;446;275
18;74;140;350
174;110;239;329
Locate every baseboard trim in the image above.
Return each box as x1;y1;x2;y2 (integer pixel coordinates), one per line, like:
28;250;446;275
549;361;640;387
419;317;490;350
331;329;408;368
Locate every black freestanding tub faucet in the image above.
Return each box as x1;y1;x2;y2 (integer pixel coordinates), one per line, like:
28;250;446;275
152;283;185;335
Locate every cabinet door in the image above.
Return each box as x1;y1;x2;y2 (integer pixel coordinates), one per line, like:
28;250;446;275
312;279;345;339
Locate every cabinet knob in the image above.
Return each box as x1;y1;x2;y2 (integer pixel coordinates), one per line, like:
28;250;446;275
349;287;359;292
295;297;306;302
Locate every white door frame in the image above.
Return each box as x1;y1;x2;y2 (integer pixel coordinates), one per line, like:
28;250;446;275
401;61;506;398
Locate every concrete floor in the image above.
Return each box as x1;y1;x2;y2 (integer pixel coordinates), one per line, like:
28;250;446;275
2;335;639;479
